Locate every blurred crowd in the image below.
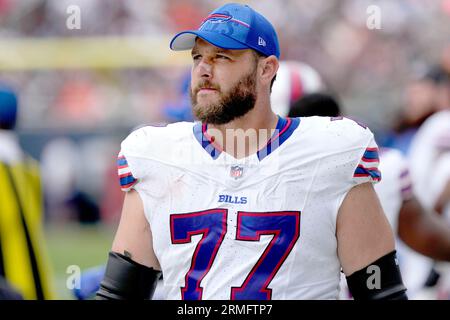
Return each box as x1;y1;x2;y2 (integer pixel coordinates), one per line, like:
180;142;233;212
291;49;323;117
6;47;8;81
0;0;449;129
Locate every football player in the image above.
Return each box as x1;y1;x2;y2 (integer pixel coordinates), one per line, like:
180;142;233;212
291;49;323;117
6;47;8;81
409;110;450;221
408;110;450;298
0;83;55;300
97;3;406;300
288;92;450;299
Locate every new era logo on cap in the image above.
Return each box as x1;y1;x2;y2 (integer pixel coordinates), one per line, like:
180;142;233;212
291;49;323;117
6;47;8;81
258;37;266;47
169;3;280;58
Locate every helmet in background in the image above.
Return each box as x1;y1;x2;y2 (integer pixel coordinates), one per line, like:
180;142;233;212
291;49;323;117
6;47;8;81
271;61;324;117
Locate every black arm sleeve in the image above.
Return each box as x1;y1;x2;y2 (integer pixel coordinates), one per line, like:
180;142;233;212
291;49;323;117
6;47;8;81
96;251;162;300
346;250;408;300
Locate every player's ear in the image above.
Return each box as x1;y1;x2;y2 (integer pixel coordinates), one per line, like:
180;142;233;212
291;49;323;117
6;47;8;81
259;56;278;88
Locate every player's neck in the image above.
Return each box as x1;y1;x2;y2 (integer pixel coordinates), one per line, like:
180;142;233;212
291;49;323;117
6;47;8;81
207;101;279;159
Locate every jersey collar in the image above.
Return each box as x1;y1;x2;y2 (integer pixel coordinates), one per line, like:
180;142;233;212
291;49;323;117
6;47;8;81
193;116;300;161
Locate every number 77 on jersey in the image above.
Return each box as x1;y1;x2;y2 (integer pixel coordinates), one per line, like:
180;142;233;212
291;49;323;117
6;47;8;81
170;209;301;300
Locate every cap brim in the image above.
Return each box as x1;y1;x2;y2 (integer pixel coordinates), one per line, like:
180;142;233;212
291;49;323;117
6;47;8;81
170;30;249;51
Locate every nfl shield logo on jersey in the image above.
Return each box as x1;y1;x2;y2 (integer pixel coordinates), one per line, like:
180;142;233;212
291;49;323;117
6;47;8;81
230;165;244;179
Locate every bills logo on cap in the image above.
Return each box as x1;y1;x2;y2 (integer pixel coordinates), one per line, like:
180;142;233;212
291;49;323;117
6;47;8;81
202;13;232;24
230;165;244;179
201;13;250;28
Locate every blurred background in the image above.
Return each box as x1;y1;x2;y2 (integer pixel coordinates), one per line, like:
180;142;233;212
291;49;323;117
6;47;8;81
0;0;449;299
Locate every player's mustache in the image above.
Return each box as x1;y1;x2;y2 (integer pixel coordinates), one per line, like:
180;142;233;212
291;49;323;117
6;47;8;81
192;81;220;94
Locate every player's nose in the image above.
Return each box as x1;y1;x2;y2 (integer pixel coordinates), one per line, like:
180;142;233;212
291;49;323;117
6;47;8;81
197;59;213;79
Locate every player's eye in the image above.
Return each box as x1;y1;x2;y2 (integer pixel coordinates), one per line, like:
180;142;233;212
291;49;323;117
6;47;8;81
216;54;230;60
192;54;201;61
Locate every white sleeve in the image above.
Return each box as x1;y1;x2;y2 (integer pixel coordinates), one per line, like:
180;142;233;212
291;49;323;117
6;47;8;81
352;135;382;185
429;153;450;207
311;117;382;224
116;126;158;192
117;151;139;192
330;132;381;222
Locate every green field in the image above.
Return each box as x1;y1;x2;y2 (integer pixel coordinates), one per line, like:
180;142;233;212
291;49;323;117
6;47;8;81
44;222;115;299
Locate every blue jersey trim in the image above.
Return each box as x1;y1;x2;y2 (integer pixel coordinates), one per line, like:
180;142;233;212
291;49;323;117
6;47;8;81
193;122;222;160
193;116;300;161
257;117;301;161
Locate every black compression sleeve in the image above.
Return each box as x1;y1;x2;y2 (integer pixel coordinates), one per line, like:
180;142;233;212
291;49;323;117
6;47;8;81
346;250;408;300
96;251;162;300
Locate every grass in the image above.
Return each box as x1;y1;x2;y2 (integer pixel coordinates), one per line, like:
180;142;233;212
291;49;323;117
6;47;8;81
43;222;115;299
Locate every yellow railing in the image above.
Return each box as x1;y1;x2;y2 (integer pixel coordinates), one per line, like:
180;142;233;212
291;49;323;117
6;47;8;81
0;36;191;70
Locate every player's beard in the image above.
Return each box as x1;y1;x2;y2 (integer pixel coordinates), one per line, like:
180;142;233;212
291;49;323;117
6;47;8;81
190;67;257;125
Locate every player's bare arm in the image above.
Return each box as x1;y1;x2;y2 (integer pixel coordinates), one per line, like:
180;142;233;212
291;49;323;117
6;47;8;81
96;190;161;300
398;196;450;261
111;190;160;268
337;182;407;299
337;182;394;274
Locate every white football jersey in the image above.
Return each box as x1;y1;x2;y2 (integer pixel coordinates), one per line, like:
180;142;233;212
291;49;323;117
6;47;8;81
117;116;380;300
374;148;431;298
0;130;23;164
407;111;450;298
434;153;450;221
375;148;413;232
409;110;450;215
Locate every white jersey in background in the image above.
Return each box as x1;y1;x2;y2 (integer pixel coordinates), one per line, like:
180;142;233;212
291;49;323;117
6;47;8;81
376;148;432;299
117;116;380;300
375;148;413;232
408;110;450;299
409;110;450;219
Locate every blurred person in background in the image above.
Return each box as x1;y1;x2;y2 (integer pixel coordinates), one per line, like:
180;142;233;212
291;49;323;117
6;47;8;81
409;113;450;218
285;91;450;299
0;83;55;300
40;138;102;225
162;69;195;123
270;60;325;117
387;66;450;155
408;109;450;298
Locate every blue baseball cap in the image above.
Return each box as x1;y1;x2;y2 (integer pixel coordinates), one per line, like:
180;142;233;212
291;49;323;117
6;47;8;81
170;3;280;59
